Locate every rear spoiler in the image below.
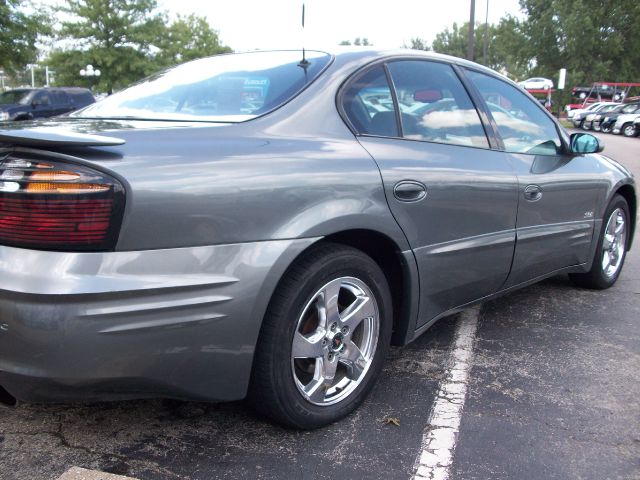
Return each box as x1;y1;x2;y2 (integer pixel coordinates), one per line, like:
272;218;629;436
0;128;125;148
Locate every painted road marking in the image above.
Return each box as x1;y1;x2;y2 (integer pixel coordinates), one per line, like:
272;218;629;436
412;306;481;480
57;467;139;480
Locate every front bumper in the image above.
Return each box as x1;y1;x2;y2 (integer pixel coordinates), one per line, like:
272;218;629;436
0;238;317;403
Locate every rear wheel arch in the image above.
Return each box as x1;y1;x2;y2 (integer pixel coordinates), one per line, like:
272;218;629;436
321;229;418;346
616;184;636;249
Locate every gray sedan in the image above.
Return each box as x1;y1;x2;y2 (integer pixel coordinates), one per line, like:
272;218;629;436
0;49;635;429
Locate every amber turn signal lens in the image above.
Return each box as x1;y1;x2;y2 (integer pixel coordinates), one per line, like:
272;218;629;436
25;183;111;193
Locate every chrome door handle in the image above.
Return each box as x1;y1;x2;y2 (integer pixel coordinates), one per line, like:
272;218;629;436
524;184;542;202
393;181;427;202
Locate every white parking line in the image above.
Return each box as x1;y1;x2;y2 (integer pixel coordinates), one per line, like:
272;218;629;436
57;466;139;480
412;306;481;480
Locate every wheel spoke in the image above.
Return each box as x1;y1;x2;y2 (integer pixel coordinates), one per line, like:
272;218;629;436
614;217;625;235
340;341;368;381
292;331;325;359
340;294;375;330
319;280;342;328
303;357;338;403
602;251;612;271
603;233;614;250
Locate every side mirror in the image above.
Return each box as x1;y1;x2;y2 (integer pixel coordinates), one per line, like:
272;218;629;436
570;132;604;154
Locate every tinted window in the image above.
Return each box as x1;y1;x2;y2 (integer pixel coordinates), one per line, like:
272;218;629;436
66;90;95;107
50;91;69;105
342;66;398;137
467;69;561;155
387;60;489;148
75;51;331;122
33;92;50;105
0;90;33;105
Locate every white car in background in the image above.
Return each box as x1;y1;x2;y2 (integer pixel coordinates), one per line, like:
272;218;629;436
518;77;554;90
567;101;609;120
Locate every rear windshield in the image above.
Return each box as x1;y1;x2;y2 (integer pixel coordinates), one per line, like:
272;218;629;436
74;51;332;122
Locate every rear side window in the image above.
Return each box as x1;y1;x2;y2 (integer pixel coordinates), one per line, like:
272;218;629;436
50;91;69;105
342;66;398;137
387;60;489;148
466;69;561;155
67;90;95;107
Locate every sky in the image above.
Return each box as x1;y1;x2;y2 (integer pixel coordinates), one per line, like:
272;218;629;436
158;0;524;51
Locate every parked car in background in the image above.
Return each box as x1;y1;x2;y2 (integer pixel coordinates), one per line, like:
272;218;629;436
518;77;554;90
595;103;640;133
0;87;95;122
613;112;640;136
632;117;640;138
578;103;621;130
567;101;609;120
0;49;635;429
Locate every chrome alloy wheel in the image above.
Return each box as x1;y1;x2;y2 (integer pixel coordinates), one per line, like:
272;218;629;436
602;208;627;278
291;276;379;406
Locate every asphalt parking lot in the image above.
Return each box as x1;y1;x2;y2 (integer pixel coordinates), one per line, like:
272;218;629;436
1;131;639;480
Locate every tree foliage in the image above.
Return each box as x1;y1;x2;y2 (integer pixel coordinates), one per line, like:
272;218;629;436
519;0;640;86
430;18;529;79
339;38;372;46
0;0;50;75
154;14;232;68
53;0;165;93
47;0;231;93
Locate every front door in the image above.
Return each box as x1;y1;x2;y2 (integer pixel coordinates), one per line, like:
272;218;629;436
464;69;603;286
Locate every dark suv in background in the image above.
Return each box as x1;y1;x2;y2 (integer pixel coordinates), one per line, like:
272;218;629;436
0;87;95;122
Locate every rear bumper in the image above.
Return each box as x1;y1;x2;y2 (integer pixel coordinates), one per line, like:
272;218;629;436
0;238;318;403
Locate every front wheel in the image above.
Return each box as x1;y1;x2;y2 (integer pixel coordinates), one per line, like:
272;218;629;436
601;124;613;133
249;243;392;429
622;123;638;137
570;195;630;289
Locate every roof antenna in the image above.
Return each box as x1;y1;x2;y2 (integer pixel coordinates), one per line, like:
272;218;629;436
299;2;310;69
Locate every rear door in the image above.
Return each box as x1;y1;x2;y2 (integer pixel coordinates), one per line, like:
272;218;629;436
341;59;519;325
464;69;602;286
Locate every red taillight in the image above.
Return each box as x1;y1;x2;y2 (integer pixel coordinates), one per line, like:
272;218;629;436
0;153;124;251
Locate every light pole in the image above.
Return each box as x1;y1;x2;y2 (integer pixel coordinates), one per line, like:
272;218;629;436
467;0;476;61
80;64;101;90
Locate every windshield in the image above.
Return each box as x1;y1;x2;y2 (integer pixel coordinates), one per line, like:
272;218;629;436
0;90;33;106
75;51;332;122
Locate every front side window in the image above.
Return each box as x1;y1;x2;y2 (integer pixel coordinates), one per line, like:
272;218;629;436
74;51;331;122
0;90;33;105
387;60;489;148
466;69;562;155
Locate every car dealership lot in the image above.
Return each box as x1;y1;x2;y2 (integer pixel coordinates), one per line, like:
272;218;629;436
1;131;639;480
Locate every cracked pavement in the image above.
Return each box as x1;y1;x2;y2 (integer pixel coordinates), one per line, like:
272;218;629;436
1;132;639;480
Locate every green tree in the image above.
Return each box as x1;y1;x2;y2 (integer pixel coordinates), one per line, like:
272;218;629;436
404;37;430;51
154;14;232;68
0;0;50;76
519;0;640;88
53;0;166;93
431;18;530;79
338;38;372;46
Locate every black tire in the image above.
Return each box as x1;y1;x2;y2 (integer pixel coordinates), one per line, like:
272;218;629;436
248;242;392;429
570;195;630;289
622;123;637;137
582;121;591;130
601;123;613;134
